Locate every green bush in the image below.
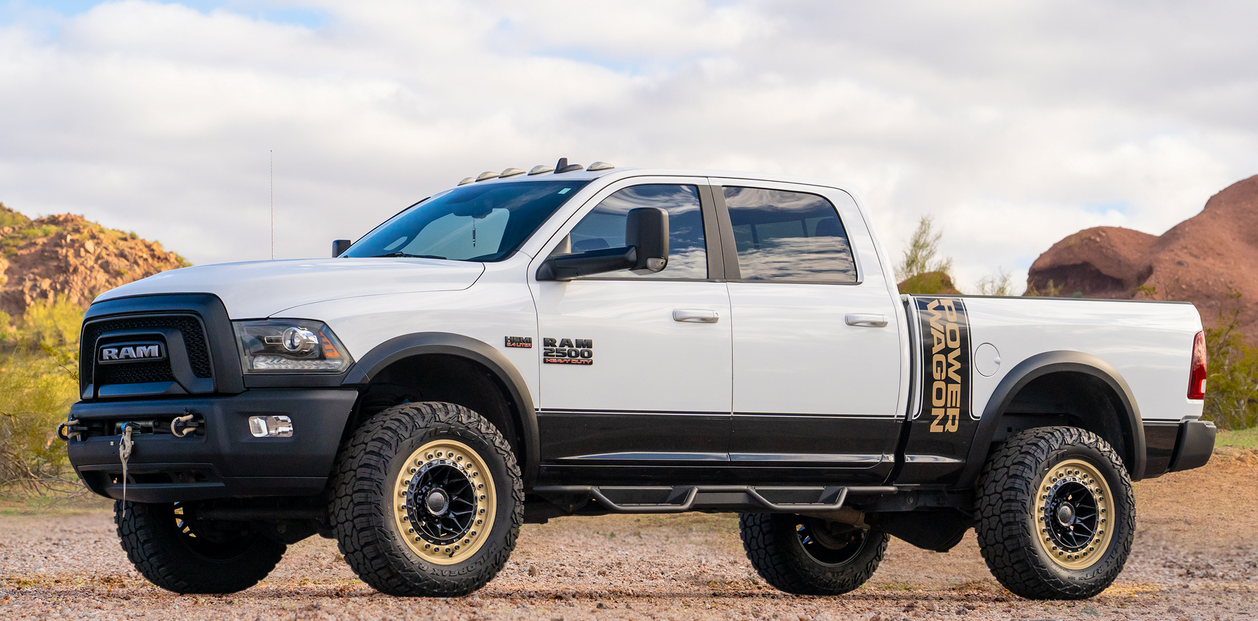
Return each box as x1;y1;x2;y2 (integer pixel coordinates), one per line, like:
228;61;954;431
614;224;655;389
0;296;83;494
1203;289;1258;430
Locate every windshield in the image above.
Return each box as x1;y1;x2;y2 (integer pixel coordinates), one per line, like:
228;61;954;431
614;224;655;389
343;180;591;262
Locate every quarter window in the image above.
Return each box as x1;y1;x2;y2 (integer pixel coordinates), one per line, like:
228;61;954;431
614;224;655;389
724;187;857;283
565;184;708;279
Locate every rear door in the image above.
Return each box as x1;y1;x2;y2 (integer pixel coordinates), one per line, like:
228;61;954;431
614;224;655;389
714;179;903;483
530;177;732;484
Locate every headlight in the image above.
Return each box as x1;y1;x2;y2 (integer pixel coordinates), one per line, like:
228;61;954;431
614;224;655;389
233;320;353;373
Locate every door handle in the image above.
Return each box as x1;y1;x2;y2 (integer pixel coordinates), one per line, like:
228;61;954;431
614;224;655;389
845;313;888;328
673;309;720;323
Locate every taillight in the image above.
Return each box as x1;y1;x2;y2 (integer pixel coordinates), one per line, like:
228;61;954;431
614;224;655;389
1188;331;1207;400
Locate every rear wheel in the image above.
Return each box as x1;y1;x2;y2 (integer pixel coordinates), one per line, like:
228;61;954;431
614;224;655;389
739;513;888;595
975;426;1135;599
115;501;285;594
329;401;524;597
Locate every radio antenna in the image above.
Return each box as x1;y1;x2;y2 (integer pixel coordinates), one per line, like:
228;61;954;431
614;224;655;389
270;149;274;260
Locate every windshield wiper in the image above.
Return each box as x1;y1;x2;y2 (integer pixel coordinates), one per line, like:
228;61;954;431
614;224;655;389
371;252;448;259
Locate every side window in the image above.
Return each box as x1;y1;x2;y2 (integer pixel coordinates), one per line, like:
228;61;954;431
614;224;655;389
723;187;857;283
566;184;708;279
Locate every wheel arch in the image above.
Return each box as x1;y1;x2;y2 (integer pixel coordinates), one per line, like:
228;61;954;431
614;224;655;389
956;351;1146;488
342;332;539;486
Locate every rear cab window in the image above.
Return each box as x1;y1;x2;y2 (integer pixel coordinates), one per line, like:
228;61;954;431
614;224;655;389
722;187;858;283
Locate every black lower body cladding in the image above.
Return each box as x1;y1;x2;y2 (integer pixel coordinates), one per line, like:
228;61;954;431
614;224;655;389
67;388;359;502
1169;419;1216;472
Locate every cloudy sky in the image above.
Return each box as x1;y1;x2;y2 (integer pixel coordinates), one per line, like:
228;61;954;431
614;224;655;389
2;1;1257;292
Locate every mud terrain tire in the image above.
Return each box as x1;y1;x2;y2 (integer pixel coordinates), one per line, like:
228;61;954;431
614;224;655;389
740;513;889;595
329;401;524;597
976;426;1135;599
115;501;285;594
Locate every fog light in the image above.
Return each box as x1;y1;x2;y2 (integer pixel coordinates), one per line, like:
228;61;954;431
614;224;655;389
248;415;293;438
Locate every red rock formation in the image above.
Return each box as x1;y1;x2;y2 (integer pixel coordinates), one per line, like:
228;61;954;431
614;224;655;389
1028;175;1258;341
0;203;189;318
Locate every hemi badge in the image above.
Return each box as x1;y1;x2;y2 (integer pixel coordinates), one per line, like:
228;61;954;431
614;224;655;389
505;336;533;349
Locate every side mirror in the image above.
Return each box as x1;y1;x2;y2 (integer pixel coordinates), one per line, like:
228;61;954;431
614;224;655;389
626;207;669;273
332;239;352;257
537;207;669;281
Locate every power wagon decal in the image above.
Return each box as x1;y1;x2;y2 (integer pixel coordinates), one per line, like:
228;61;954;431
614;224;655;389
915;297;972;433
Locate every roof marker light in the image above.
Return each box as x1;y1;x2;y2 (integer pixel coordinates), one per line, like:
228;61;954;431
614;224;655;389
500;167;526;178
457;177;475;186
528;165;554;175
475;171;499;182
587;161;615;171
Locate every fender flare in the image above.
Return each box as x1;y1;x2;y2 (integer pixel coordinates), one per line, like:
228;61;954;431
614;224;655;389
955;351;1146;489
343;332;539;486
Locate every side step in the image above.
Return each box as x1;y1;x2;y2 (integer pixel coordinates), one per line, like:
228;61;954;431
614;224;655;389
532;485;897;514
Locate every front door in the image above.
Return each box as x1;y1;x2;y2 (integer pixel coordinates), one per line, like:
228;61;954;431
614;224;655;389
715;181;904;483
531;179;732;484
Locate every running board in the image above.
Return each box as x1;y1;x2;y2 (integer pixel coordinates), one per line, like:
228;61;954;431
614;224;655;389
532;485;898;514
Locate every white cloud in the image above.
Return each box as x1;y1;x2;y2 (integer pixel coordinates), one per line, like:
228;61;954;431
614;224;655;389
1;0;1257;296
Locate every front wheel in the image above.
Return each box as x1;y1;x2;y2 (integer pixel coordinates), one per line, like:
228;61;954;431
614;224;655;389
739;513;889;595
115;501;286;594
329;402;524;597
975;426;1136;599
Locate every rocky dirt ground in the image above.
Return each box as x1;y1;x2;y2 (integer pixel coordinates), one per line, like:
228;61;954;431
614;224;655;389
2;448;1256;621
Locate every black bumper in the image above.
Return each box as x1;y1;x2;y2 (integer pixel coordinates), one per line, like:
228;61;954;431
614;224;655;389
68;388;358;503
1169;419;1216;472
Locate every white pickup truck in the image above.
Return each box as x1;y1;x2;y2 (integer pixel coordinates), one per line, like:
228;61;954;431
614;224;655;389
63;160;1215;600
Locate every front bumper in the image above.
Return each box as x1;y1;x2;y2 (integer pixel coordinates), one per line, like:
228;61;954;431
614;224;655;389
68;388;358;503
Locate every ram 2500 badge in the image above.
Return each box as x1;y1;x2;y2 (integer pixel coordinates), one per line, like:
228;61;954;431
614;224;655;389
61;159;1215;599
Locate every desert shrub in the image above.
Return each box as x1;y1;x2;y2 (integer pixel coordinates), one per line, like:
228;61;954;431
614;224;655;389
896;215;961;295
895;215;953;283
0;296;83;493
1203;289;1258;430
976;268;1015;296
1024;279;1063;297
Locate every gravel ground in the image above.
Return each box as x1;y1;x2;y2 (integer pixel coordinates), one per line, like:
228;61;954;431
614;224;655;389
2;450;1256;620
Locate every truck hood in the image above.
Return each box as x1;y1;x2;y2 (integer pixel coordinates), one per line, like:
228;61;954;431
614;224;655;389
95;258;486;318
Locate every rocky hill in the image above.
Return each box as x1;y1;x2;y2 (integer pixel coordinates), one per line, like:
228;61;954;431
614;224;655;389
1028;175;1258;341
0;203;189;319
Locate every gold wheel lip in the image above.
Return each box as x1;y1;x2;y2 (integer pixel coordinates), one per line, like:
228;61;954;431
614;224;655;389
392;438;496;566
1033;458;1115;570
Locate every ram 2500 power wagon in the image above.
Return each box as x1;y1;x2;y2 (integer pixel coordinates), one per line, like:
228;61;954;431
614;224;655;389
61;160;1216;600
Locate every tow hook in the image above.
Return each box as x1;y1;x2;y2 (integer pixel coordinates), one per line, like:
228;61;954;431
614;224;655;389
55;418;86;442
171;409;200;438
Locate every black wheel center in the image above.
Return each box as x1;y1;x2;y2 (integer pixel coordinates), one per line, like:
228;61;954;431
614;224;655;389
403;460;477;546
795;518;867;566
1043;479;1098;553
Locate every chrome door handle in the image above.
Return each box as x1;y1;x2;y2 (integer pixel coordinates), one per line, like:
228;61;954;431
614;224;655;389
845;313;888;328
673;309;720;323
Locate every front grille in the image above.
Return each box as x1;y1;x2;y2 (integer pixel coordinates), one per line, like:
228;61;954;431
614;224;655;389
81;314;213;390
95;360;176;386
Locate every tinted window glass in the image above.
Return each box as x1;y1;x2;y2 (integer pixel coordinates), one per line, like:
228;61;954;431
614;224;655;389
566;184;707;279
344;180;590;262
724;187;857;283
